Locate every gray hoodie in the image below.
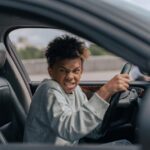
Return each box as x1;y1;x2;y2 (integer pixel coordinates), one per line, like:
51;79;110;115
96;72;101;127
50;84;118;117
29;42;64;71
23;79;109;145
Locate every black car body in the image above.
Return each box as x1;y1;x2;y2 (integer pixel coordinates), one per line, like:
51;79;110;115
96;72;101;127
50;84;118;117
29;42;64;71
0;0;149;150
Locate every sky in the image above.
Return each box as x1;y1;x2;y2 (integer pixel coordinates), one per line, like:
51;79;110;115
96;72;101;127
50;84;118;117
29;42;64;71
9;29;72;48
9;28;90;49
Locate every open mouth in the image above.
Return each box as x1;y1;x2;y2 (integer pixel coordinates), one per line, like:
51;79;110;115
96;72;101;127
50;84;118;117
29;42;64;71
64;83;76;91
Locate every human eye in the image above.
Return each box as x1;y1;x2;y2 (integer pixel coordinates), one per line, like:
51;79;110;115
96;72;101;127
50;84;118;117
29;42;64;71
58;68;66;73
73;68;81;74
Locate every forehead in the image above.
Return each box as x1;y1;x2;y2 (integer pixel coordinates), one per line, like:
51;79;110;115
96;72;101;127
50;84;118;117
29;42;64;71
56;58;82;68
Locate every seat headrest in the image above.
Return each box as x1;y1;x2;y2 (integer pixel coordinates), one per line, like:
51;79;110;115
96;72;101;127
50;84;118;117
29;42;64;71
0;43;6;69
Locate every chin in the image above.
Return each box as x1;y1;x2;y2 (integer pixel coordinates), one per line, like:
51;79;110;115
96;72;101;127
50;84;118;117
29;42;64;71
65;89;74;94
66;91;73;94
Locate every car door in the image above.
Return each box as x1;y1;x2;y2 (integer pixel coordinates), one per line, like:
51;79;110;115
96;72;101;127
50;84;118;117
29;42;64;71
0;0;150;149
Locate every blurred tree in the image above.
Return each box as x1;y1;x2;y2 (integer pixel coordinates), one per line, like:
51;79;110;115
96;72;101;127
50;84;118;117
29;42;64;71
89;43;111;55
18;46;44;59
17;44;111;59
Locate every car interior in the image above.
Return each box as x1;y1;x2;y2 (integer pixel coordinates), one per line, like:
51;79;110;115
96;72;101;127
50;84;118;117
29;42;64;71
0;1;149;150
0;44;26;143
0;22;148;145
0;37;149;145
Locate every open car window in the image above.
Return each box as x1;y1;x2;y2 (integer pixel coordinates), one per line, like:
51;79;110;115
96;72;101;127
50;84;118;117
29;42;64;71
8;28;126;81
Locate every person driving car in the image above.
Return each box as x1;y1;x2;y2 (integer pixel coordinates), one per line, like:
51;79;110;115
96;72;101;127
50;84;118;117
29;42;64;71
23;35;130;145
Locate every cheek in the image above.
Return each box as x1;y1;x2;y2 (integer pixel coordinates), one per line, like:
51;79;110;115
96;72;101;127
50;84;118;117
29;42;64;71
75;74;82;81
56;75;65;82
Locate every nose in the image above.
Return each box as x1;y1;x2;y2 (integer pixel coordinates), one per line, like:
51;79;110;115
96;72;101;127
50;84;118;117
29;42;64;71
66;72;74;80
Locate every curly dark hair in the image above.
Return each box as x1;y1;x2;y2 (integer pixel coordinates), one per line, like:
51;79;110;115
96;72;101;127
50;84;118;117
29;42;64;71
45;35;89;67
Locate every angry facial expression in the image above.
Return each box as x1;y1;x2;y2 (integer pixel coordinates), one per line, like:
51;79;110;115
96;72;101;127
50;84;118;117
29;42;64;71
48;58;83;94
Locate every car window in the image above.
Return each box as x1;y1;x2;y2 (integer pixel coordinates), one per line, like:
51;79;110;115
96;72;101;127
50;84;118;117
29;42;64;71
8;28;126;81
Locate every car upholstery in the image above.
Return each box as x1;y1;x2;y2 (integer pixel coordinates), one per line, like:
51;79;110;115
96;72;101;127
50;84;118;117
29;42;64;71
0;44;26;143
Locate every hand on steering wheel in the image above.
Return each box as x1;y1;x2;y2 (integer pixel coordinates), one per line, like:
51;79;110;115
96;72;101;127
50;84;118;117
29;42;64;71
100;63;132;136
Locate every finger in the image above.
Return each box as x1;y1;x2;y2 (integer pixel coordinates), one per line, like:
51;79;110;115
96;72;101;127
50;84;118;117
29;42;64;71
120;74;130;80
120;75;131;83
120;82;129;91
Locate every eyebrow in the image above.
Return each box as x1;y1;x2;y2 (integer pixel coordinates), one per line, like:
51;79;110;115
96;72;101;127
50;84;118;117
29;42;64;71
59;66;81;71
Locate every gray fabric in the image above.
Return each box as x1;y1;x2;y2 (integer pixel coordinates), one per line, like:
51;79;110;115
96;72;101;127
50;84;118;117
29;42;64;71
0;43;6;69
24;79;109;145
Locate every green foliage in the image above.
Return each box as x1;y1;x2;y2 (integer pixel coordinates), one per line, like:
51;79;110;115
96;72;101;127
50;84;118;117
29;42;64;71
18;46;44;59
17;44;111;59
89;43;111;56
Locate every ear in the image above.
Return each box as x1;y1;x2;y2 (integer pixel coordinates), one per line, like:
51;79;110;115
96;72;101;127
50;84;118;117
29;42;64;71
48;67;53;77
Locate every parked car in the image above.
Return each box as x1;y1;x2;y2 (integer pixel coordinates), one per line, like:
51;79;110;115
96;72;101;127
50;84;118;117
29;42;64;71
0;0;150;149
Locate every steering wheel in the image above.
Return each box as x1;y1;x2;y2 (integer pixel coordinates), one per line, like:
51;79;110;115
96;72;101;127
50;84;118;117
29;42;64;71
100;63;132;136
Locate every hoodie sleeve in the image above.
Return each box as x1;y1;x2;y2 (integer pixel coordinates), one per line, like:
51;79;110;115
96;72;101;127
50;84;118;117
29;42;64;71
45;87;109;142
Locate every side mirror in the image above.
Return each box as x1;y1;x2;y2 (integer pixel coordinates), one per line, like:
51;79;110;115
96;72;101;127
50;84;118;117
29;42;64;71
129;66;150;81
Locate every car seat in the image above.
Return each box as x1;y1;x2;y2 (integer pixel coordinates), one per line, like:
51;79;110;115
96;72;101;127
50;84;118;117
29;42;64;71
0;44;26;143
